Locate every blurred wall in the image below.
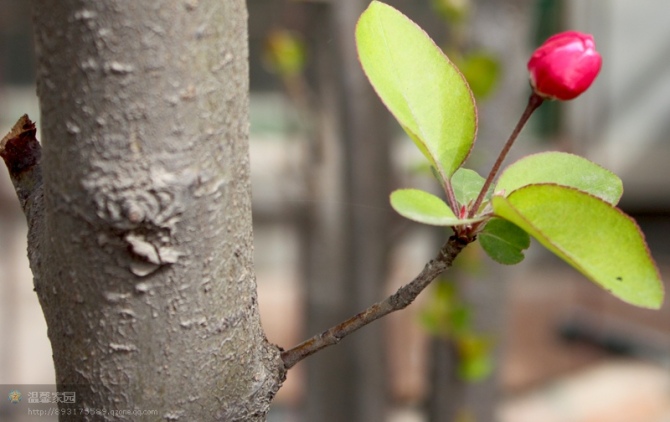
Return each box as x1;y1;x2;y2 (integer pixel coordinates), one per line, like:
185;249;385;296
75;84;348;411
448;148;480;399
568;1;670;211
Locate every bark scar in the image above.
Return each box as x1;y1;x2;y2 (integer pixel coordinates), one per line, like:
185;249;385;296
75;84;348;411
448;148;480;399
125;232;180;277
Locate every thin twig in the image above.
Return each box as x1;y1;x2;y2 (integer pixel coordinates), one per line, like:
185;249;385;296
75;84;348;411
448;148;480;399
468;93;544;217
281;235;470;369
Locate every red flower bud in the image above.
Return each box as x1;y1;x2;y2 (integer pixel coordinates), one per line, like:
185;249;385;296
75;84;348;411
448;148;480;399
527;31;602;101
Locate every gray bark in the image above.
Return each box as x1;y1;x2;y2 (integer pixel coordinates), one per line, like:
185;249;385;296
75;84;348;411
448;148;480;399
30;1;283;420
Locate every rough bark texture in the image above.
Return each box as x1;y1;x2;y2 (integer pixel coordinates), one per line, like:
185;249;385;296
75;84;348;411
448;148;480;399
30;1;283;420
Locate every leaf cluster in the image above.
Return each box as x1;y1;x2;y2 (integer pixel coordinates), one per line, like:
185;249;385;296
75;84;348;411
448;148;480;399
356;1;663;309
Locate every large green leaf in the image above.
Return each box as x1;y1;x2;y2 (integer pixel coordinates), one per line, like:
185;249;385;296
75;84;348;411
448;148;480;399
390;189;484;226
356;1;477;180
492;184;664;309
495;152;623;204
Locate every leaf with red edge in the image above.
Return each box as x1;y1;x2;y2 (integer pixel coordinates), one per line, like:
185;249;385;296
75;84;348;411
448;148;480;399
492;184;664;309
356;1;477;183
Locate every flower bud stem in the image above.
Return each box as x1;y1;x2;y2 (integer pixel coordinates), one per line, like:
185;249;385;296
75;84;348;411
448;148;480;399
468;92;544;217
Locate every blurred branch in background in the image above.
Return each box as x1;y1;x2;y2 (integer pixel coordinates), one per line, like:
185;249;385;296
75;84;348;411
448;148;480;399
419;1;525;421
263;1;392;420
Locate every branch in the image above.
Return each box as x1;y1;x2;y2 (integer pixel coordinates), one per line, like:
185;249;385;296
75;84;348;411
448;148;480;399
281;235;470;369
469;93;543;217
1;115;44;292
1;115;43;213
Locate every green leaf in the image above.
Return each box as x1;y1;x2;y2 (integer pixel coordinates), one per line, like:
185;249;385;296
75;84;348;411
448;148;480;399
451;168;487;207
492;184;664;309
456;333;493;382
390;189;484;226
431;0;470;23
495;152;623;205
420;280;460;336
263;29;307;77
356;1;477;181
458;51;500;99
458;352;493;382
420;280;474;338
479;218;531;265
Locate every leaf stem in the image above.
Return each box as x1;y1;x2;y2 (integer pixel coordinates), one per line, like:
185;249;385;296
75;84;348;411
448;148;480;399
468;93;544;217
444;177;459;214
280;235;469;369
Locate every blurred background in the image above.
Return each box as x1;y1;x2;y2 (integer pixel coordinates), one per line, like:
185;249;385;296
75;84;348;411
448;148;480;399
2;0;670;421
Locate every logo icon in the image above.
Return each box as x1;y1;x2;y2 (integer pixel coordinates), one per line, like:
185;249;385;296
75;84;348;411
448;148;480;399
8;389;21;404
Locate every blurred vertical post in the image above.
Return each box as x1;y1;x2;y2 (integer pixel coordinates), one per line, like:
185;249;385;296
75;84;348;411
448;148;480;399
299;1;392;421
426;0;534;420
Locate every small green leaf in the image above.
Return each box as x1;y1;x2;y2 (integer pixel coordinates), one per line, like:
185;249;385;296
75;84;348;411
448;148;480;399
458;51;500;99
495;152;623;205
390;189;484;226
492;184;664;309
458;352;493;382
451;168;487;207
431;0;470;23
263;29;307;77
479;218;531;265
456;333;493;382
356;1;477;182
420;280;461;336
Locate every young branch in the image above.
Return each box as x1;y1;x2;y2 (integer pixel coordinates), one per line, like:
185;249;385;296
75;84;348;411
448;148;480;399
1;114;45;294
443;177;460;215
468;93;544;217
281;235;470;369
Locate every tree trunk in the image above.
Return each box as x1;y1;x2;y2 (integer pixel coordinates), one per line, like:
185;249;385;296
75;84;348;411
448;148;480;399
28;1;283;419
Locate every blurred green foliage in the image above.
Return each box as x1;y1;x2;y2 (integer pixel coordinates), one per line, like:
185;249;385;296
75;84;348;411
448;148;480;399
432;0;501;100
421;279;494;381
263;29;307;78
